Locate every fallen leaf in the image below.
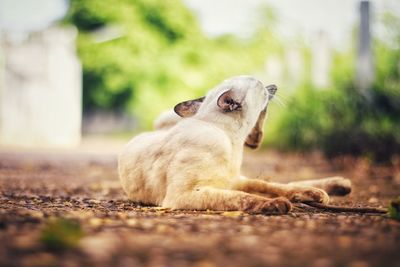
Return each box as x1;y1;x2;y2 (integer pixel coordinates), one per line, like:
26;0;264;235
222;211;243;218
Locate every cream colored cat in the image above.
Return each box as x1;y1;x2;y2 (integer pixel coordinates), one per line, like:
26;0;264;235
118;76;350;214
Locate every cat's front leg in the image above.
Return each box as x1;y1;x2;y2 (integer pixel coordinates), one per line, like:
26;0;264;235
288;176;351;196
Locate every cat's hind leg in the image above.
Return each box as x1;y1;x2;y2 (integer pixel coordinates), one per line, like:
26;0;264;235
162;187;292;214
233;177;330;204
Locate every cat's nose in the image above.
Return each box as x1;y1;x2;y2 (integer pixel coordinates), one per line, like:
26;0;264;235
266;84;277;100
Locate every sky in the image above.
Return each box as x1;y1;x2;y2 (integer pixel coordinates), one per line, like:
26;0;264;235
0;0;67;33
0;0;399;47
184;0;400;48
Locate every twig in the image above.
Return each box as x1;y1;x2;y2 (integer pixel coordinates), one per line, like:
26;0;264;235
302;202;388;214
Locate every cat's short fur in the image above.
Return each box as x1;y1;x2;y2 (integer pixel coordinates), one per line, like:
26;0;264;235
118;76;350;214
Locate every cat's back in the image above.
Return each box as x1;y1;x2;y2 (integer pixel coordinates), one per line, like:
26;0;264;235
119;130;167;169
118;130;170;203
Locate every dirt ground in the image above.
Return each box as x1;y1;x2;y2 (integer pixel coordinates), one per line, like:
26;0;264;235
0;147;399;267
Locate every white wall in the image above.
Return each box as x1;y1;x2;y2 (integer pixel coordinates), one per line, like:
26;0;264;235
0;27;82;148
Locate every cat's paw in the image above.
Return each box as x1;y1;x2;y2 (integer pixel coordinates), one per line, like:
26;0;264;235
287;187;330;204
256;197;292;214
263;197;292;214
243;196;292;214
325;177;352;196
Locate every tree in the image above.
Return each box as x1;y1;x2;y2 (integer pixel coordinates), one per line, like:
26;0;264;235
64;0;279;128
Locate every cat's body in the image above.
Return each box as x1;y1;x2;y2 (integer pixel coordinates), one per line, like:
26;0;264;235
119;76;350;213
120;117;242;208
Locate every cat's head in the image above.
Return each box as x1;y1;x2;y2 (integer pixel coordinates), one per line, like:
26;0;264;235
174;76;277;149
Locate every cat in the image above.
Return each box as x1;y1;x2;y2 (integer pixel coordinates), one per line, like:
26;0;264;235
119;76;350;214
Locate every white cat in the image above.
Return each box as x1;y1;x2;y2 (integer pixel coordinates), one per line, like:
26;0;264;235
118;76;350;214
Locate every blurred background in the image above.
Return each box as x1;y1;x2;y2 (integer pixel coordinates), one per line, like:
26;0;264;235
0;0;399;162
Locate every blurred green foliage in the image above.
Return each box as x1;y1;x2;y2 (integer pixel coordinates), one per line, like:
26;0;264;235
265;13;400;162
388;196;400;221
64;1;399;161
64;0;280;128
41;218;83;251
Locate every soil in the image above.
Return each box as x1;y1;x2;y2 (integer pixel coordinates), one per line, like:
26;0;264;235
0;149;399;267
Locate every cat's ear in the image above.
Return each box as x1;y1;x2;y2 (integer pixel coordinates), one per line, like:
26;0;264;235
174;96;205;117
245;108;267;149
266;84;277;100
217;89;243;112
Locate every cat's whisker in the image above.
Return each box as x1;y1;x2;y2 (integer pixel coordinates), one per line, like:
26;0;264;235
275;91;290;102
272;95;287;108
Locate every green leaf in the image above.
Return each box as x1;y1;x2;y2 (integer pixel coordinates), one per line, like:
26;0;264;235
388;197;400;221
41;218;84;251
